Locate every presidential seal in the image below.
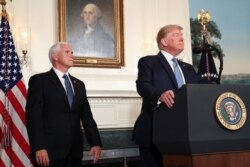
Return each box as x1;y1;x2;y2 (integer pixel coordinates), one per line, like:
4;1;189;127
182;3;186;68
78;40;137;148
215;92;247;130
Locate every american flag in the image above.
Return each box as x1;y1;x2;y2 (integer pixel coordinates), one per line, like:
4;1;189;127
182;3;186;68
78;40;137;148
0;12;31;166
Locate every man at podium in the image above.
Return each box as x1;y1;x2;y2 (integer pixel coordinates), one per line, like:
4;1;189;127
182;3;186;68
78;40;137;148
132;25;210;167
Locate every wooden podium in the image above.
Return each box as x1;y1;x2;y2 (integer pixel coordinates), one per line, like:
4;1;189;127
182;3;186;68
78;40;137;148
153;84;250;167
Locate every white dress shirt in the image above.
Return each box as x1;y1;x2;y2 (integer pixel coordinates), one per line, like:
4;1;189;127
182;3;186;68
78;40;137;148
53;67;75;94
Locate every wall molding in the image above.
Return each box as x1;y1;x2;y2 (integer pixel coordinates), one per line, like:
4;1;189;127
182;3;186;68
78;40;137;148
88;97;142;129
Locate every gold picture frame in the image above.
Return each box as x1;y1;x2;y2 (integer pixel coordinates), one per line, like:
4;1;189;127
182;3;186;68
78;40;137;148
58;0;124;68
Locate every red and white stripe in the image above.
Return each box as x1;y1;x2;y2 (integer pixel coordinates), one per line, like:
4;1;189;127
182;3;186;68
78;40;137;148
0;79;32;167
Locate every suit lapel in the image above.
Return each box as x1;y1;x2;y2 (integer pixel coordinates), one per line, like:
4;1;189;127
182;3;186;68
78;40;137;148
178;61;188;82
48;69;64;90
48;69;69;107
157;52;179;89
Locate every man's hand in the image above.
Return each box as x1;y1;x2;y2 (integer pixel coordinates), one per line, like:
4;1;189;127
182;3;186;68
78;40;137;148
89;146;102;164
35;149;50;167
159;90;175;108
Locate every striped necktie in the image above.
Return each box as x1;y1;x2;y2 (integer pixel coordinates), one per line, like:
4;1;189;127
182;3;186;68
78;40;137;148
172;58;184;88
63;74;74;107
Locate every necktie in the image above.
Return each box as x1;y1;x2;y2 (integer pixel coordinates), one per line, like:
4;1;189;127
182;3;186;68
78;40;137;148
172;58;184;88
63;74;74;107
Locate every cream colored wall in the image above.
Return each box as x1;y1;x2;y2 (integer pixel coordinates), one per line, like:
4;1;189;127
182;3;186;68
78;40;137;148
9;0;191;128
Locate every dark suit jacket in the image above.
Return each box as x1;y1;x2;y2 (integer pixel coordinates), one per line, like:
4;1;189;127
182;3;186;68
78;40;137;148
26;69;102;161
69;22;114;58
133;52;209;147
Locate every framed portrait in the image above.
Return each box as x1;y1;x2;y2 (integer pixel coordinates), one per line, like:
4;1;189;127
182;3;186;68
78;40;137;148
58;0;124;68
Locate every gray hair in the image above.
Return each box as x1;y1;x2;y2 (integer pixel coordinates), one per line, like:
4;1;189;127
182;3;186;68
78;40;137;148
80;3;102;19
48;42;69;63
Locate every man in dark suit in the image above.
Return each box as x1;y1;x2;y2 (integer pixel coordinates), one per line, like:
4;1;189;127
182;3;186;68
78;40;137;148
26;42;102;167
132;25;210;167
69;3;114;58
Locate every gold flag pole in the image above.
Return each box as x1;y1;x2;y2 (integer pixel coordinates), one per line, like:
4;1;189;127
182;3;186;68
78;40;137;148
197;9;211;44
0;0;8;19
0;0;6;9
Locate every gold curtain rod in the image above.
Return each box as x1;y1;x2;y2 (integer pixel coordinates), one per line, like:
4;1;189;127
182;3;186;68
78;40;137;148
0;0;8;19
0;0;6;12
